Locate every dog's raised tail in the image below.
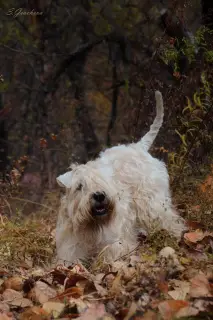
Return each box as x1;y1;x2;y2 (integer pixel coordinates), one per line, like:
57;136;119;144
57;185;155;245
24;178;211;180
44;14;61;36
139;90;164;151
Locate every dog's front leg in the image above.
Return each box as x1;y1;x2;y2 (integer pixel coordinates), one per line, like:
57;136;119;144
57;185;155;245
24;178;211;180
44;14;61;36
56;236;88;266
56;217;88;265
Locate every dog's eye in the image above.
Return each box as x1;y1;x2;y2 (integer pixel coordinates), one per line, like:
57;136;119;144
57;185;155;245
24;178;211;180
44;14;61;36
76;183;83;191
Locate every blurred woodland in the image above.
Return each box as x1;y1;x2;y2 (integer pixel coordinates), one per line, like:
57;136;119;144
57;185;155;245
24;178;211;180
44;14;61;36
0;0;213;209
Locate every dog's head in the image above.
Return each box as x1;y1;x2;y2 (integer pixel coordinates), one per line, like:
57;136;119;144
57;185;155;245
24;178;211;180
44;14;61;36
57;162;116;232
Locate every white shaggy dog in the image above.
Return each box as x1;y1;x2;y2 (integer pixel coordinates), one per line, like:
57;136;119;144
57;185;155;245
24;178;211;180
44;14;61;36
56;91;185;264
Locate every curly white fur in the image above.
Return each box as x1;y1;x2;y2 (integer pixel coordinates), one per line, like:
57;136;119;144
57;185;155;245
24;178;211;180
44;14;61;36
56;91;185;264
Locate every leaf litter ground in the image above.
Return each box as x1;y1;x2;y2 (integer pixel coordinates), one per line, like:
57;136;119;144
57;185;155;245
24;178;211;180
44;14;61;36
0;200;213;319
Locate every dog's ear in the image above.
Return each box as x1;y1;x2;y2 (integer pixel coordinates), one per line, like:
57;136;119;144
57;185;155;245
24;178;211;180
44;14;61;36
56;171;72;188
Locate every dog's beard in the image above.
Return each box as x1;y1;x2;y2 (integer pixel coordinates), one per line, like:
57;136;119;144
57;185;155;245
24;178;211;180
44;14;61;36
90;195;111;216
72;195;115;233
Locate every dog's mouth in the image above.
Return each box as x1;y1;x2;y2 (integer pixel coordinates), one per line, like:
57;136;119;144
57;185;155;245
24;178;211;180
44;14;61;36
92;203;108;216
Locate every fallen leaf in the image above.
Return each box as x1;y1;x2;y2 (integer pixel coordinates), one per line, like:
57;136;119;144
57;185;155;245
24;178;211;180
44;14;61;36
28;281;57;304
94;273;105;283
31;268;46;278
186;250;208;261
51;269;67;285
168;280;190;300
184;230;206;243
19;306;49;320
43;302;65;318
141;310;158;320
110;274;122;295
186;219;203;229
69;298;91;314
122;267;136;282
70;263;89;274
189;273;212;298
158;300;189;320
157;271;169;294
10;298;33;308
191;205;200;211
52;264;89;288
54;286;83;301
0;313;13;320
175;306;199;318
0;279;4;289
0;269;9;277
102;272;117;284
93;282;108;297
76;278;105;296
3;289;33;308
4;277;23;291
0;303;10;313
76;303;115;320
115;308;129;319
111;261;126;272
123;302;137;320
65;274;87;289
193;299;206;312
158;282;169;294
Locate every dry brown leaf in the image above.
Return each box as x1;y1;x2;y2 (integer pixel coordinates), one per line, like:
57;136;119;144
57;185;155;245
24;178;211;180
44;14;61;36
93;282;108;297
168;281;190;300
19;306;50;320
4;277;23;291
158;282;169;294
42;301;65;318
0;279;4;289
94;273;105;283
8;298;32;308
0;313;14;320
123;302;137;320
0;303;10;313
157;271;169;294
69;298;91;314
52;264;90;288
110;273;122;295
186;250;208;261
2;289;33;308
65;274;88;289
141;310;158;320
175;306;199;318
122;267;136;282
193;299;206;312
28;281;57;304
76;303;115;320
76;279;91;291
102;272;117;287
70;263;89;274
189;273;212;298
186;219;203;229
158;300;189;320
0;269;9;277
184;231;206;243
31;269;46;278
54;286;83;301
2;288;22;301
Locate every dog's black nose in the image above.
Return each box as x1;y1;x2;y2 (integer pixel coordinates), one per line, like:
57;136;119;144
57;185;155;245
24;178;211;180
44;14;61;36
93;192;105;202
